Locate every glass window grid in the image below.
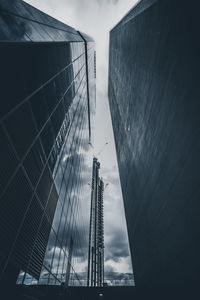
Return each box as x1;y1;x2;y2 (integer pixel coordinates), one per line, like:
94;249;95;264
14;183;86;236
70;42;85;62
43;78;87;213
65;123;86;222
20;93;85;282
47;123;87;284
52;71;87;181
45;95;87;246
48;98;87;268
38;86;88;284
54;79;86;171
68;152;88;280
52;87;87;212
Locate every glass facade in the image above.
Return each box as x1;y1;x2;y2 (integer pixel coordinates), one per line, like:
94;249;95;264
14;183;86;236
0;0;95;287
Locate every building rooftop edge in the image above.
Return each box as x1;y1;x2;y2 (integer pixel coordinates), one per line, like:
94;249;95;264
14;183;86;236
0;0;94;43
109;0;158;33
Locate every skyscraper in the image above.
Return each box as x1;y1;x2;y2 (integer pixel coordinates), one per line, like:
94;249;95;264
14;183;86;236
0;0;95;287
87;158;104;287
108;0;200;287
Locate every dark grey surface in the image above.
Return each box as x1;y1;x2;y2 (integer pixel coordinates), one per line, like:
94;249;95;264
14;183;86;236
12;285;200;300
109;0;200;287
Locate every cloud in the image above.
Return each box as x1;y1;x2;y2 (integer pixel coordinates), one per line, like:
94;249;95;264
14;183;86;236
104;264;117;275
105;230;130;262
97;0;119;6
104;261;134;284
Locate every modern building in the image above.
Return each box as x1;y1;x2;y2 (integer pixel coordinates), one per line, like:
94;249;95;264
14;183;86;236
87;158;104;287
108;0;200;287
0;0;95;288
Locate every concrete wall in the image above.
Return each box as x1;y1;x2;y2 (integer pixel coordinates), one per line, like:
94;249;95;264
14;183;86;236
108;0;200;287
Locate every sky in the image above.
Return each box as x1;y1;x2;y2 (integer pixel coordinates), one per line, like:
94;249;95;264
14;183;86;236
25;0;138;283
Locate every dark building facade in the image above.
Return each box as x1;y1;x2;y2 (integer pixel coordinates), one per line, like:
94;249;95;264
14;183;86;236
87;158;104;287
0;0;95;287
108;0;200;287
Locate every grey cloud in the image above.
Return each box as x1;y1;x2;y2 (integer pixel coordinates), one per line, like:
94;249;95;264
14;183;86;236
106;271;133;281
105;228;130;262
104;264;133;281
104;264;117;274
97;0;119;6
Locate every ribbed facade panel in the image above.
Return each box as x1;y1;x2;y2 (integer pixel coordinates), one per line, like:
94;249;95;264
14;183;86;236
109;0;200;287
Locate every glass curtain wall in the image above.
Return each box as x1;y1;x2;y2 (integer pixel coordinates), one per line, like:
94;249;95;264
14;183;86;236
16;40;96;286
0;0;95;288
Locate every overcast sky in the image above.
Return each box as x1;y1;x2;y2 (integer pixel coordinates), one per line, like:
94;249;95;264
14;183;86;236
25;0;138;282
